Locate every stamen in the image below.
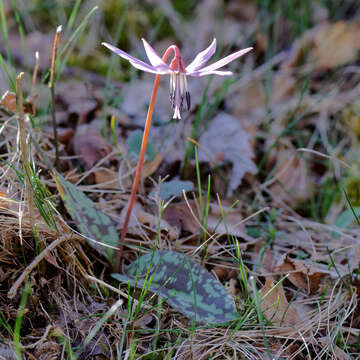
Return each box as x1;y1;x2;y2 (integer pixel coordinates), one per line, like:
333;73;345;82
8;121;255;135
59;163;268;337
186;91;191;111
180;95;184;110
180;74;185;95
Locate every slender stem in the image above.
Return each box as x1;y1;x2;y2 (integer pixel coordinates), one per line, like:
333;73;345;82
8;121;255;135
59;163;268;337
115;75;161;271
115;47;175;272
49;25;62;170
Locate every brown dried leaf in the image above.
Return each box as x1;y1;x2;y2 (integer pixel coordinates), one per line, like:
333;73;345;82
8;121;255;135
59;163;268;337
275;254;327;293
229;73;296;116
142;153;163;178
283;21;360;70
319;337;349;360
57;128;75;144
342;103;360;140
161;202;199;237
119;200;178;240
260;279;300;327
162;200;247;238
94;168;119;189
0;91;16;112
269;145;310;206
72;124;113;175
56;81;99;116
0;91;38;114
198;113;256;196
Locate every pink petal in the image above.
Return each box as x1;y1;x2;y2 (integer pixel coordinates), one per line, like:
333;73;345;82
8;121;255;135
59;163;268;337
102;42;164;74
185;38;217;73
141;38;173;73
191;47;253;74
189;70;233;77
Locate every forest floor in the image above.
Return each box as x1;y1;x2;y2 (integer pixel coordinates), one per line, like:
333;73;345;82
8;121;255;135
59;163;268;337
0;0;360;359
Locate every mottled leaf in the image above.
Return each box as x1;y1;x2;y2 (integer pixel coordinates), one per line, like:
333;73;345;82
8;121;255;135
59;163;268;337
112;250;238;323
332;206;360;238
55;173;118;265
150;180;194;200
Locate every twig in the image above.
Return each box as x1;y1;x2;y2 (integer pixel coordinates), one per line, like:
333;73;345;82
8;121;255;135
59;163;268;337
49;25;62;170
16;72;35;235
8;234;69;299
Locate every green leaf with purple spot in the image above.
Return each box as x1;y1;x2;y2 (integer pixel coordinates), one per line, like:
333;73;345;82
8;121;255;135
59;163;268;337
55;173;118;265
112;250;238;323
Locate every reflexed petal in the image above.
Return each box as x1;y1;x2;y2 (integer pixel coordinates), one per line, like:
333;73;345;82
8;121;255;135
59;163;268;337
188;70;233;77
142;38;173;73
190;47;253;74
185;38;217;73
102;42;166;74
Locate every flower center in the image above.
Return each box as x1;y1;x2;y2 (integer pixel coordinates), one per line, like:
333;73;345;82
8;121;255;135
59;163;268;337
166;46;190;119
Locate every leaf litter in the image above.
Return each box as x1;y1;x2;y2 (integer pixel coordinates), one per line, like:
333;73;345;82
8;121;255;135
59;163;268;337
1;0;360;359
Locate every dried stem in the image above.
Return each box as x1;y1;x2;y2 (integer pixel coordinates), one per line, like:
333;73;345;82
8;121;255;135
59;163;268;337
115;47;175;272
31;51;39;93
16;72;35;235
49;25;62;170
8;234;69;299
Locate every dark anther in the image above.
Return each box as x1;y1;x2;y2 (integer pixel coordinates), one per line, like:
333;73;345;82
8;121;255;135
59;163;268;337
180;95;184;110
186;91;191;111
170;93;175;109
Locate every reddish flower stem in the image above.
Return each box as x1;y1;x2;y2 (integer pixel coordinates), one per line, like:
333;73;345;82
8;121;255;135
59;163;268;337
115;46;175;272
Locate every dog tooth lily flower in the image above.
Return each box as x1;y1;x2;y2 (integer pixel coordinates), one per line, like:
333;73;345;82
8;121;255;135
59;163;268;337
104;38;252;272
102;39;252;119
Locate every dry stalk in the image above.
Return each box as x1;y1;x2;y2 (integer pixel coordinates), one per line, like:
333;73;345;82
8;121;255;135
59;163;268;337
49;25;62;170
16;72;35;235
7;234;70;299
31;51;39;93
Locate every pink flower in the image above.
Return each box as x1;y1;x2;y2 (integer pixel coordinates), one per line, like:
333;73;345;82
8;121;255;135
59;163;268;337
102;39;252;119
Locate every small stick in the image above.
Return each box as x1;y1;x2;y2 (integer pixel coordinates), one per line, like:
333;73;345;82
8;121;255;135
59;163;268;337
16;72;35;235
49;25;62;170
8;234;69;299
31;51;39;93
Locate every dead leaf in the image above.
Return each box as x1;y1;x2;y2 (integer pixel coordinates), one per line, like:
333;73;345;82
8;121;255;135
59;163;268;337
0;91;16;112
260;279;300;327
269;145;311;206
251;244;276;276
1;90;38;114
119;200;178;240
72;124;113;178
198;112;256;196
229;72;296;117
318;337;349;360
342;102;360;140
94;168;119;189
142;153;163;178
161;202;199;237
56;81;99;116
283;21;360;71
275;254;327;294
57;128;75;144
162;200;247;238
